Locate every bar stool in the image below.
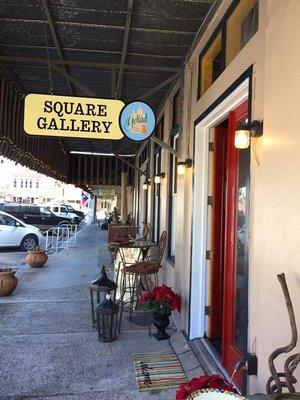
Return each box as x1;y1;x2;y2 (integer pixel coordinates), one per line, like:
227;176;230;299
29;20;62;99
117;231;167;335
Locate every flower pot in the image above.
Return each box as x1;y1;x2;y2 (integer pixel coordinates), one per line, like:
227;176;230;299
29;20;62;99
0;268;18;296
26;250;48;268
152;313;171;340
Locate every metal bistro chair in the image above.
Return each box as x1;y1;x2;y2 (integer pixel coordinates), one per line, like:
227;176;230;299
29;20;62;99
107;224;137;267
118;231;167;335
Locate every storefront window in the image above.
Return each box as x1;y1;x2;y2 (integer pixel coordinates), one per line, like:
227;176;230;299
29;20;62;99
226;0;258;66
168;134;178;262
199;32;223;97
173;91;181;129
198;0;259;99
153;151;161;243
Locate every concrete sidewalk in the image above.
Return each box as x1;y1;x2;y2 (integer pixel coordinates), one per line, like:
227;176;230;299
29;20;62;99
0;224;176;400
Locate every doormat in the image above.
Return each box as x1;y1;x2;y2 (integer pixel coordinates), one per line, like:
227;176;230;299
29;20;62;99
132;352;187;392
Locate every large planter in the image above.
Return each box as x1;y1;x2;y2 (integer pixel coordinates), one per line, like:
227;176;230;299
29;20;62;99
153;313;171;340
0;268;18;296
26;250;48;268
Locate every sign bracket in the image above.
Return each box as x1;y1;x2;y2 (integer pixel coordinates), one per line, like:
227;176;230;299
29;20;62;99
151;135;179;157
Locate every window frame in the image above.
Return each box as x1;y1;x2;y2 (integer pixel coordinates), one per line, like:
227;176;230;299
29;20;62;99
197;0;259;100
167;130;179;264
152;148;162;243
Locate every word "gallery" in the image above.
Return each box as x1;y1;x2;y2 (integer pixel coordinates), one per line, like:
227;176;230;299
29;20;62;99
36;101;113;133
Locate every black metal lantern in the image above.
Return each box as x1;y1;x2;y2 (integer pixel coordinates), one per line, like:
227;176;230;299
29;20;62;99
89;266;117;326
96;292;119;342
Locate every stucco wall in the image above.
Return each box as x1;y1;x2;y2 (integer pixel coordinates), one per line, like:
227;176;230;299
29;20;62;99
135;0;300;394
185;0;300;394
248;0;300;392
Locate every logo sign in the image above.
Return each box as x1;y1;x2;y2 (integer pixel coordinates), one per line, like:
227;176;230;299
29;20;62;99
24;94;124;140
119;101;156;142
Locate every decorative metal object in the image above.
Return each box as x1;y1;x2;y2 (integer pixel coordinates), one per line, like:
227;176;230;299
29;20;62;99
96;292;119;342
266;273;300;394
89;266;117;326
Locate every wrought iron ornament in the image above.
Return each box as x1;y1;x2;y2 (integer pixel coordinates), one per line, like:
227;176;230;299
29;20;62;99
266;273;300;394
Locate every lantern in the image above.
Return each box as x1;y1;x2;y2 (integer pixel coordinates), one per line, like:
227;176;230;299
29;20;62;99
96;292;119;342
89;266;117;326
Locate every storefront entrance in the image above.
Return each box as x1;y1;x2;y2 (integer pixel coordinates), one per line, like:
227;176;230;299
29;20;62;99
207;100;250;388
190;75;251;392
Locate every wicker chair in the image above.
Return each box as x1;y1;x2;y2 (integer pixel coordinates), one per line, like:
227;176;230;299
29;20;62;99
118;231;167;335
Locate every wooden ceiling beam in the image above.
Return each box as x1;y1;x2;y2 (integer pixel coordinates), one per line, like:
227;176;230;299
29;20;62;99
0;55;180;73
42;0;74;95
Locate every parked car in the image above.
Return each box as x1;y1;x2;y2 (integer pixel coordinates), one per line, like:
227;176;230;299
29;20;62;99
45;204;81;224
0;211;43;251
0;203;80;230
62;204;85;220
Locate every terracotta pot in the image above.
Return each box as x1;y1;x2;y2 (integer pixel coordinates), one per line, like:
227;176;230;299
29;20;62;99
26;250;48;268
0;268;18;296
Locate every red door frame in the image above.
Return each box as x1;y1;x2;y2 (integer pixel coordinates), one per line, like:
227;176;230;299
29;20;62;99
222;100;248;388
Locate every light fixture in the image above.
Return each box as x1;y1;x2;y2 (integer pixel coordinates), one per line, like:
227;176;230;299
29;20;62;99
234;120;263;149
177;159;193;175
142;179;150;190
154;172;165;184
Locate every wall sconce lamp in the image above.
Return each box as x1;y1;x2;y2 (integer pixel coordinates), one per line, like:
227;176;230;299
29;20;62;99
177;159;193;175
234;120;263;149
154;172;165;184
142;179;150;190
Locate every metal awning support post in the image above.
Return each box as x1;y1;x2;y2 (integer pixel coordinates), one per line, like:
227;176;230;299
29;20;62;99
151;136;179;158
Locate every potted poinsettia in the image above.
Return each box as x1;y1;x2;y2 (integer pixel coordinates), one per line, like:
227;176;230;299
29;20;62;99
139;285;181;340
176;375;237;399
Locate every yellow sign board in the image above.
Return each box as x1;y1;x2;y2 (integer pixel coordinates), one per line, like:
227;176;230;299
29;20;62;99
24;94;124;140
98;188;116;197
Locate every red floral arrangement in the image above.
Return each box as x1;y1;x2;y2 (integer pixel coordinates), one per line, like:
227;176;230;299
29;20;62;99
176;375;236;399
139;285;181;315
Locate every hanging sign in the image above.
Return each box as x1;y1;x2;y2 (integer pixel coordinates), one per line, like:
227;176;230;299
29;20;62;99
119;101;156;142
24;94;124;140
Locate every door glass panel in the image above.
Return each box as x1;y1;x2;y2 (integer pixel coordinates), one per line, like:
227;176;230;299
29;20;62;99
234;147;250;353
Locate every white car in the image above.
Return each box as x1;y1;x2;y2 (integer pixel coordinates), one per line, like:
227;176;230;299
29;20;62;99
0;211;44;251
45;205;81;225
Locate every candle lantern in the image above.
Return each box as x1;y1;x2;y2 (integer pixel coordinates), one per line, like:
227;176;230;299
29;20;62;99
89;266;117;327
96;292;119;342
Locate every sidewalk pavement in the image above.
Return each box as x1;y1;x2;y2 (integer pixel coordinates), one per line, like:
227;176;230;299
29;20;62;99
0;224;176;400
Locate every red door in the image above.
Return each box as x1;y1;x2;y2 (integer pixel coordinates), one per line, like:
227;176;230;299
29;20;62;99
222;100;249;388
210;125;227;340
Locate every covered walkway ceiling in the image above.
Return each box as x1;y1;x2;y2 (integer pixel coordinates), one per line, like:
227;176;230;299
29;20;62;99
0;0;216;186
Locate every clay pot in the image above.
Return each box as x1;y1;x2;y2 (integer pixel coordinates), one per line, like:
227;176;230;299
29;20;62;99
26;250;48;268
0;268;18;296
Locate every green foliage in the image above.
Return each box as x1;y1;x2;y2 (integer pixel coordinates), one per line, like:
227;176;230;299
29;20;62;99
142;300;172;315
